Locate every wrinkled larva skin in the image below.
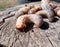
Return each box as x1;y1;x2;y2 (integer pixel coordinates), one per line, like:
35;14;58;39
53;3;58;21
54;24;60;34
16;16;27;30
16;14;43;30
18;5;35;13
49;2;57;9
15;6;33;18
28;14;43;28
41;0;51;10
28;5;42;14
15;5;36;18
40;0;54;22
18;7;31;13
54;7;60;17
36;10;54;22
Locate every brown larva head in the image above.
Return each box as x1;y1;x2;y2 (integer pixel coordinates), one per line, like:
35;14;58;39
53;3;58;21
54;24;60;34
16;15;28;30
16;23;26;30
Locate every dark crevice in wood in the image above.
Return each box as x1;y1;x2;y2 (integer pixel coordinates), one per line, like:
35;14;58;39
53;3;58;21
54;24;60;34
18;35;23;47
0;21;10;30
19;40;23;47
10;41;14;47
27;32;30;47
0;23;4;30
45;33;54;47
52;17;59;22
0;14;15;23
58;32;60;40
0;44;7;47
17;23;34;32
40;22;49;30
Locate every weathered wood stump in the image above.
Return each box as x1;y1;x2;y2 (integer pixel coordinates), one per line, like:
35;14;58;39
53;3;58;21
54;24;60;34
0;2;60;47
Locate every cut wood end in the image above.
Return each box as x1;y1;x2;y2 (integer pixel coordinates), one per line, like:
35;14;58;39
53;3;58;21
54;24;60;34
57;10;60;17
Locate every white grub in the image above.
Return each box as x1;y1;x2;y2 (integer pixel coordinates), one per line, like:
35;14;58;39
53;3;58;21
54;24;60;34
16;14;43;30
37;0;55;22
36;10;54;22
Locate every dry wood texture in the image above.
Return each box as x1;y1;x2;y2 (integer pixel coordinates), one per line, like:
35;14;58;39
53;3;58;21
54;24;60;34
0;2;60;47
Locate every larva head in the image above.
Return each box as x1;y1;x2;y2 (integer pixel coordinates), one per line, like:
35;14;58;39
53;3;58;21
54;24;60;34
16;15;27;30
16;23;26;30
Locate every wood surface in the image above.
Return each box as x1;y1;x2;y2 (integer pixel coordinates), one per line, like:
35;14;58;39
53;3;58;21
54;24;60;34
0;2;60;47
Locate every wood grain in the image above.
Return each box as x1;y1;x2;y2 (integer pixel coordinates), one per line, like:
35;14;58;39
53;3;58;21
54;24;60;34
0;2;60;47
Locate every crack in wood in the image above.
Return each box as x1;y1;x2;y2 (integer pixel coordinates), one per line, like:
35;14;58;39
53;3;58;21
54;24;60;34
0;12;16;24
26;32;30;47
45;33;54;47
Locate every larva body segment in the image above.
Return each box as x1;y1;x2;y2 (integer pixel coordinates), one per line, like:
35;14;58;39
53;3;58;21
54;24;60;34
18;7;31;13
28;14;43;28
39;0;54;22
28;5;42;14
15;6;32;18
36;10;54;22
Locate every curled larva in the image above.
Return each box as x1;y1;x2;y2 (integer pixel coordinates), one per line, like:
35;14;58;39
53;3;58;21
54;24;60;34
40;0;55;22
28;5;42;14
36;10;54;22
15;5;35;18
15;6;32;18
16;14;43;30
